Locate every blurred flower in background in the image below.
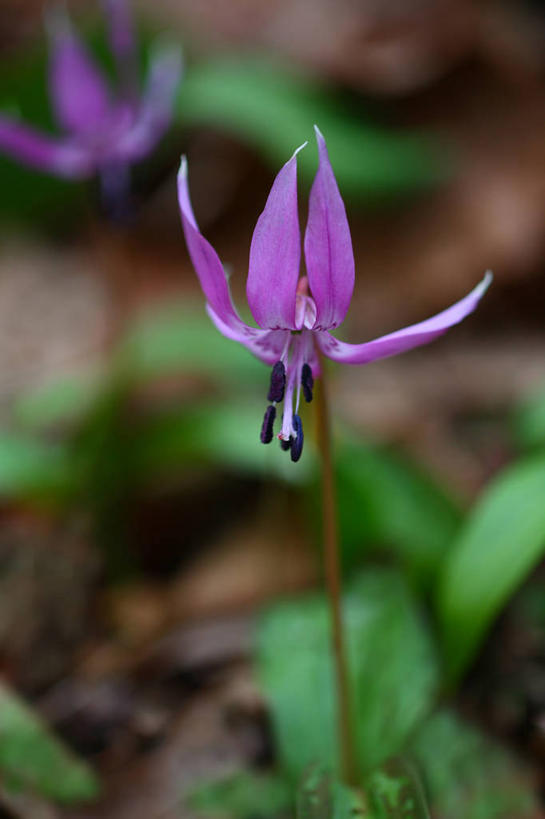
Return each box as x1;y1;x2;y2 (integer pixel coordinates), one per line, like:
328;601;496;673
0;0;181;215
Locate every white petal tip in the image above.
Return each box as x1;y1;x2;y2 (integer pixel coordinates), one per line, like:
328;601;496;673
178;155;187;178
313;124;325;141
291;141;308;160
480;270;493;293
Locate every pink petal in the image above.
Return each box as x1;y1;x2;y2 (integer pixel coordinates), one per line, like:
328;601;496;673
318;272;492;364
101;0;136;78
47;12;112;136
304;126;355;330
206;306;289;365
178;157;267;344
117;44;182;162
0;115;94;178
246;144;306;330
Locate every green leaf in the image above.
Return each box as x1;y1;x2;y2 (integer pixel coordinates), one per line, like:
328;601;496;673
189;771;292;819
117;301;263;387
333;437;462;588
257;570;438;782
178;58;443;198
0;683;99;803
134;400;314;483
13;371;102;431
0;432;72;503
437;454;545;683
513;382;545;450
410;711;538;819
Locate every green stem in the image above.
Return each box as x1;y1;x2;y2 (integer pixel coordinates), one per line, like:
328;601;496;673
315;352;358;786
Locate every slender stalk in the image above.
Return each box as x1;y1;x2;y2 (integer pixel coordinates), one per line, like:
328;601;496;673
315;352;358;786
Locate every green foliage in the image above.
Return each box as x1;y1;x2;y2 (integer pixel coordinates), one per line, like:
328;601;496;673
257;570;438;782
189;771;292;819
185;718;536;819
333;437;462;587
0;683;99;803
297;765;333;819
134;400;313;483
13;370;102;431
366;760;430;819
0;432;71;504
298;767;366;819
437;454;545;683
117;302;263;388
513;382;545;451
297;763;430;819
177;58;442;199
410;711;538;819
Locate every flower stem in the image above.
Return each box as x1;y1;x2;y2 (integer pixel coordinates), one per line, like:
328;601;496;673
315;352;358;787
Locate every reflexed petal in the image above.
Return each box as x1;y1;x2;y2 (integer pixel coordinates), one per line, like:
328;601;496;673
304;126;355;330
47;11;112;135
0;115;94;177
318;272;492;364
246;144;306;330
207;306;289;365
178;157;263;341
116;43;182;161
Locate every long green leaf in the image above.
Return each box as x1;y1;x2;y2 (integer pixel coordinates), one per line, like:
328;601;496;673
333;437;461;588
117;301;263;387
0;683;99;803
0;433;72;503
437;454;545;683
258;570;438;782
177;58;442;198
513;382;545;451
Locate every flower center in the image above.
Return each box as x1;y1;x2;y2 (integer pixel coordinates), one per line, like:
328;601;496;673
295;276;317;330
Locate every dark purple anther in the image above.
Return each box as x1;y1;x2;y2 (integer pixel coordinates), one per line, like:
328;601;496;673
260;405;276;444
301;363;314;403
267;361;286;403
290;414;304;462
280;437;292;452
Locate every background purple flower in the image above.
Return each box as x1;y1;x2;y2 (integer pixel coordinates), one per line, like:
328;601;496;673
0;0;182;187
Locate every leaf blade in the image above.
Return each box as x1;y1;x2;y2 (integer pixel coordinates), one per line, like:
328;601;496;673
0;683;99;804
437;455;545;682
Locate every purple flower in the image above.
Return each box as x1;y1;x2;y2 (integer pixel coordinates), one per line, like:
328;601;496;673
0;1;182;183
178;127;491;462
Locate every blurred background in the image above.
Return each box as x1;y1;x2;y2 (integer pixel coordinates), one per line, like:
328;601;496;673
2;0;545;817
